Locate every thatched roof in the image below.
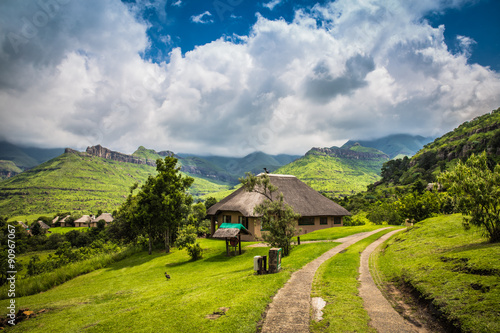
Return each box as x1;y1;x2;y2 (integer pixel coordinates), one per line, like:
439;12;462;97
212;223;251;239
74;215;92;223
37;220;50;229
93;213;114;223
17;221;28;229
52;216;59;224
207;174;351;218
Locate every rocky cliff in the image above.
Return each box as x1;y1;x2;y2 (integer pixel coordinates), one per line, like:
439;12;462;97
85;145;157;166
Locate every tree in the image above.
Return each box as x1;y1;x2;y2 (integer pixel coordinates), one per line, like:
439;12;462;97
30;221;44;236
439;152;500;242
175;225;202;260
395;191;439;223
204;197;218;210
119;156;194;254
240;173;300;256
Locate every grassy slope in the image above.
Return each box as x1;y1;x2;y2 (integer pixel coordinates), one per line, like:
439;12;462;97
275;152;384;196
1;239;338;332
375;214;500;333
0;152;230;217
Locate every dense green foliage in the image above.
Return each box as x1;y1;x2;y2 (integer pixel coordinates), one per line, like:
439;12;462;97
118;156;194;254
440;152;500;242
375;214;500;332
175;225;203;260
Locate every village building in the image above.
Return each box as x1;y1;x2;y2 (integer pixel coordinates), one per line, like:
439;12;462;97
90;213;114;227
207;174;351;241
59;215;71;227
74;215;93;227
37;220;50;230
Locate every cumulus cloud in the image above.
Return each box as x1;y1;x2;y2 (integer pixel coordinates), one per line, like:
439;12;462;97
0;0;499;156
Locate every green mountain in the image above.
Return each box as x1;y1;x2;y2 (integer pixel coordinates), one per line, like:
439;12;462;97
0;148;230;217
0;160;22;180
275;144;389;197
343;134;434;159
378;107;500;187
0;141;65;168
0;141;65;179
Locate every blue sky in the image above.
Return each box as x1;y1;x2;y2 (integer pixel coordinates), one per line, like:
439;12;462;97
0;0;499;156
136;0;500;71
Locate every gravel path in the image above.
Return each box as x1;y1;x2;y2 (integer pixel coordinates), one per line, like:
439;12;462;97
359;229;425;333
260;228;393;333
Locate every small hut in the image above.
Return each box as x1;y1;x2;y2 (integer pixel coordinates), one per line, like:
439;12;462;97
37;220;50;230
211;223;251;256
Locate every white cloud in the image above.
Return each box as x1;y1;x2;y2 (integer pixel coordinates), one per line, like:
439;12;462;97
0;0;499;156
263;0;284;11
190;11;214;24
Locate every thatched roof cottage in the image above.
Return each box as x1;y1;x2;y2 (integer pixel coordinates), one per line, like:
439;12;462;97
37;220;50;229
59;215;71;227
74;215;93;228
207;174;351;241
90;213;114;227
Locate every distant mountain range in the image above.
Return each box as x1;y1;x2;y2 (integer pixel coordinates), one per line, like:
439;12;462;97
0;133;442;216
0;141;64;179
343;134;434;159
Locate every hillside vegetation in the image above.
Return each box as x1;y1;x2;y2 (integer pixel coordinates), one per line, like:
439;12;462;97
375;214;500;333
275;144;388;196
0;151;230;217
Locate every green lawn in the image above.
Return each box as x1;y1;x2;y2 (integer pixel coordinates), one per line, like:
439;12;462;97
1;239;338;332
295;224;392;241
310;228;397;332
47;227;90;234
374;214;500;333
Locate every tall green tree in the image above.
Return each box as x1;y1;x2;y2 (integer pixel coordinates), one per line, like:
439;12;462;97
439;152;500;242
119;156;194;254
240;173;300;256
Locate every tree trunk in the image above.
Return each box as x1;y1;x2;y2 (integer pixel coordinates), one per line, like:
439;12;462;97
148;232;152;255
165;228;170;253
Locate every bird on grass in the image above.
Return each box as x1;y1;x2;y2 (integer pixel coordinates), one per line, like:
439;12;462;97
164;272;171;280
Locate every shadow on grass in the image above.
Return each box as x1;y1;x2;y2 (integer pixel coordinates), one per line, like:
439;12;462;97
105;250;170;271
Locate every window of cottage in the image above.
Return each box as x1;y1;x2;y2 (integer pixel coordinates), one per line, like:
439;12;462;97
298;217;315;225
238;216;249;229
320;217;328;225
333;216;342;224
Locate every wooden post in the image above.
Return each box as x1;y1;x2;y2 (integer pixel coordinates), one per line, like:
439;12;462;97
225;238;229;256
238;233;242;255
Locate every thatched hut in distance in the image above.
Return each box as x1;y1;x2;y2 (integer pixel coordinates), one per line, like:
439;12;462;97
37;220;50;230
74;215;93;227
90;213;114;227
207;174;351;241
